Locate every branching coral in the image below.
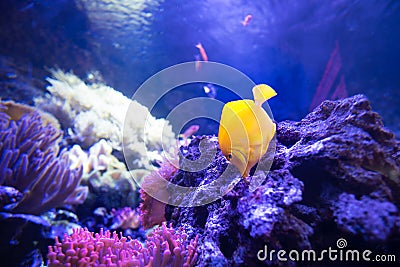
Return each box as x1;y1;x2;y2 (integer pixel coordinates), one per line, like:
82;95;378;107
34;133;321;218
47;223;198;266
0;101;88;215
34;70;176;170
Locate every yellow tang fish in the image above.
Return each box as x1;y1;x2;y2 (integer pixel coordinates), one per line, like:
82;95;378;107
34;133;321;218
218;84;277;178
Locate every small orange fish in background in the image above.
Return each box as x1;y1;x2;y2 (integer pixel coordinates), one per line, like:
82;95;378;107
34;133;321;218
195;54;201;72
195;43;209;62
242;14;252;26
178;124;200;146
179;125;200;139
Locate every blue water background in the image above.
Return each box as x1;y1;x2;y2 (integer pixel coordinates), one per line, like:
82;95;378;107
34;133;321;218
1;0;399;135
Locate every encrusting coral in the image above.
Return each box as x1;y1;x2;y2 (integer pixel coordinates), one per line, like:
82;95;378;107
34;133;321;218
34;70;176;170
0;100;88;215
47;223;199;266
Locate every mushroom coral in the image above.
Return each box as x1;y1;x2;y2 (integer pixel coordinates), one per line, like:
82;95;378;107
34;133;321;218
0;101;87;214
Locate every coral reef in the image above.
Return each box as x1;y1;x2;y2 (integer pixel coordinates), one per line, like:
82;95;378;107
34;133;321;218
1;100;61;137
34;70;176;170
110;207;140;230
333;193;398;242
78;206;145;240
42;209;82;239
70;139;139;215
47;223;198;266
0;185;22;209
164;95;400;266
140;156;179;229
3;92;399;266
68;139;118;174
80;169;138;213
0;101;87;215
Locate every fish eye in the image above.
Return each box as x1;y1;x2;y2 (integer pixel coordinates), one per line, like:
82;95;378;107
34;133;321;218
227;153;232;160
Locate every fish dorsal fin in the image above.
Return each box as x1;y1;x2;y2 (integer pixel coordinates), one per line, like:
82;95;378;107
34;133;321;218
252;84;277;107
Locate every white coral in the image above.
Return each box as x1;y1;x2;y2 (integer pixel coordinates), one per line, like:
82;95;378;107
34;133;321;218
34;70;175;170
68;139;117;174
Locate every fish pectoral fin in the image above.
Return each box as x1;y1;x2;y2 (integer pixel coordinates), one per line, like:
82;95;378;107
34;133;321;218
242;166;252;178
230;148;249;177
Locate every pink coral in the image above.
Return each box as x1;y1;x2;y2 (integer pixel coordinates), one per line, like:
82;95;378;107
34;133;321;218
47;223;198;267
140;156;179;229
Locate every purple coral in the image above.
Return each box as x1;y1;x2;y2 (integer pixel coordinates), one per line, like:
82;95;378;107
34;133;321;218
0;102;87;214
47;223;198;266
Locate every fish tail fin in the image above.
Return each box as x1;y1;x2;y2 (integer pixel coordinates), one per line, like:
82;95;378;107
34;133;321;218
252;84;277;106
